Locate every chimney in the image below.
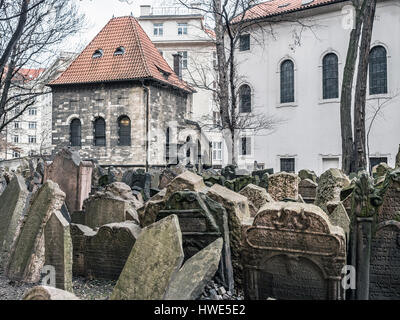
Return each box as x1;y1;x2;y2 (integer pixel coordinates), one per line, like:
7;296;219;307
140;5;151;16
172;53;182;80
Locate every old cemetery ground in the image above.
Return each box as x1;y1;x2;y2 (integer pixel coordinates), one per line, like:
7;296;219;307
0;148;399;300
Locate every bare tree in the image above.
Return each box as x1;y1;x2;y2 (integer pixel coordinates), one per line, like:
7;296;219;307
0;0;85;134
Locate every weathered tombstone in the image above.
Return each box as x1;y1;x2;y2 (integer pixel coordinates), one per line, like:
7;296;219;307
138;199;165;228
395;144;400;168
0;175;30;268
156;191;234;290
85;221;141;280
70;224;96;276
298;178;318;204
44;148;92;213
242;202;346;300
298;169;318;183
239;184;274;217
158;167;184;190
111;215;184;300
268;172;300;201
320;201;350;240
164;171;206;199
376;169;400;224
165;238;223;300
224;175;256;193
23;286;80;300
221;165;236;180
44;211;73;291
206;184;251;287
369;221;400;300
372;163;390;180
314;168;350;208
6;181;66;282
122;169;151;201
83;182;139;228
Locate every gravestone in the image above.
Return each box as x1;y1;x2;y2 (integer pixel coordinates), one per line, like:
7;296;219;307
85;221;141;280
224;175;256;193
377;169;400;224
298;178;318;204
157;190;234;290
372;163;390;180
44;148;92;213
138;199;166;228
320;201;350;240
298;169;318;183
23;286;80;300
207;184;251;286
268;172;300;201
122;169;151;201
6;181;66;282
242;202;346;300
158;167;184;190
164;171;206;199
369;220;400;300
0;175;30;268
44;211;73;291
70;224;96;276
165;238;223;300
315;168;350;208
239;184;274;217
111;215;184;300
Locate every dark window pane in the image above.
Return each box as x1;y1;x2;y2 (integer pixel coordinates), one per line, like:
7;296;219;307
239;85;251;113
165;127;170;163
239;34;250;51
240;137;251;155
369;157;388;173
280;158;295;173
118;116;131;146
280;60;294;103
94;117;106;146
70;119;81;147
323;53;339;99
369;46;387;95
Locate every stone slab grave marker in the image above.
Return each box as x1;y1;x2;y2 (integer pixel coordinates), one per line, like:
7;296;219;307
0;175;30;268
268;172;300;201
122;169;151;201
164;170;206;200
23;286;80;300
157;190;234;290
165;238;223;300
239;184;274;217
44;148;92;213
298;178;318;204
369;221;400;299
242;202;346;300
70;223;96;276
315;168;350;208
44;210;73;291
376;168;400;224
6;180;65;282
111;215;184;300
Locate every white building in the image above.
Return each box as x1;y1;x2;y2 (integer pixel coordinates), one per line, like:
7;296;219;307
138;4;229;167
2;53;75;160
235;0;400;174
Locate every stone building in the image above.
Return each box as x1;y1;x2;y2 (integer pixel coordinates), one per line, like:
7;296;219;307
49;16;210;167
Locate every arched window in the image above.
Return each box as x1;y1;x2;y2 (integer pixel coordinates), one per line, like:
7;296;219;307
239;84;251;113
94;117;106;146
369;46;387;95
118;116;131;146
322;53;339;99
70;119;81;147
280;60;294;103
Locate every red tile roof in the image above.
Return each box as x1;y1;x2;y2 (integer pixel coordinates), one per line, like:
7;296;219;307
50;16;193;93
232;0;345;23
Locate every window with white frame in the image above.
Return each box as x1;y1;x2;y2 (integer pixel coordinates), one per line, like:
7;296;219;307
12;151;20;158
13;135;19;143
28;108;37;116
212;142;222;161
177;23;188;35
322;157;340;172
240;137;251;156
213;111;221;126
178;51;188;69
14;122;20;129
369;157;388;172
153;23;163;36
29;122;37;129
280;158;295;173
28;135;37;143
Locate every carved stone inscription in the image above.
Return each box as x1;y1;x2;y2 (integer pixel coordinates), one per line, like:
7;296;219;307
369;221;400;300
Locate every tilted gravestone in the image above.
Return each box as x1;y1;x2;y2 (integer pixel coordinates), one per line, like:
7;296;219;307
44;211;73;292
122;169;151;201
156;191;234;291
242;202;346;300
44;148;92;214
298;178;318;204
314;168;350;208
239;184;274;217
165;238;223;300
0;175;30;269
268;172;300;201
111;215;184;300
70;224;96;276
376;169;400;224
369;220;400;299
6;181;66;282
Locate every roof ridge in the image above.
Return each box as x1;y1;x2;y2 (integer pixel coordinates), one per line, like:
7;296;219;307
128;17;152;77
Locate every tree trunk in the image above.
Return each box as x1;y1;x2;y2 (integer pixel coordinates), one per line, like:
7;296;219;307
353;0;377;172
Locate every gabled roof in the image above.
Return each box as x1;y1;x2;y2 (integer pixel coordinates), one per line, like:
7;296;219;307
232;0;346;23
50;16;192;93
